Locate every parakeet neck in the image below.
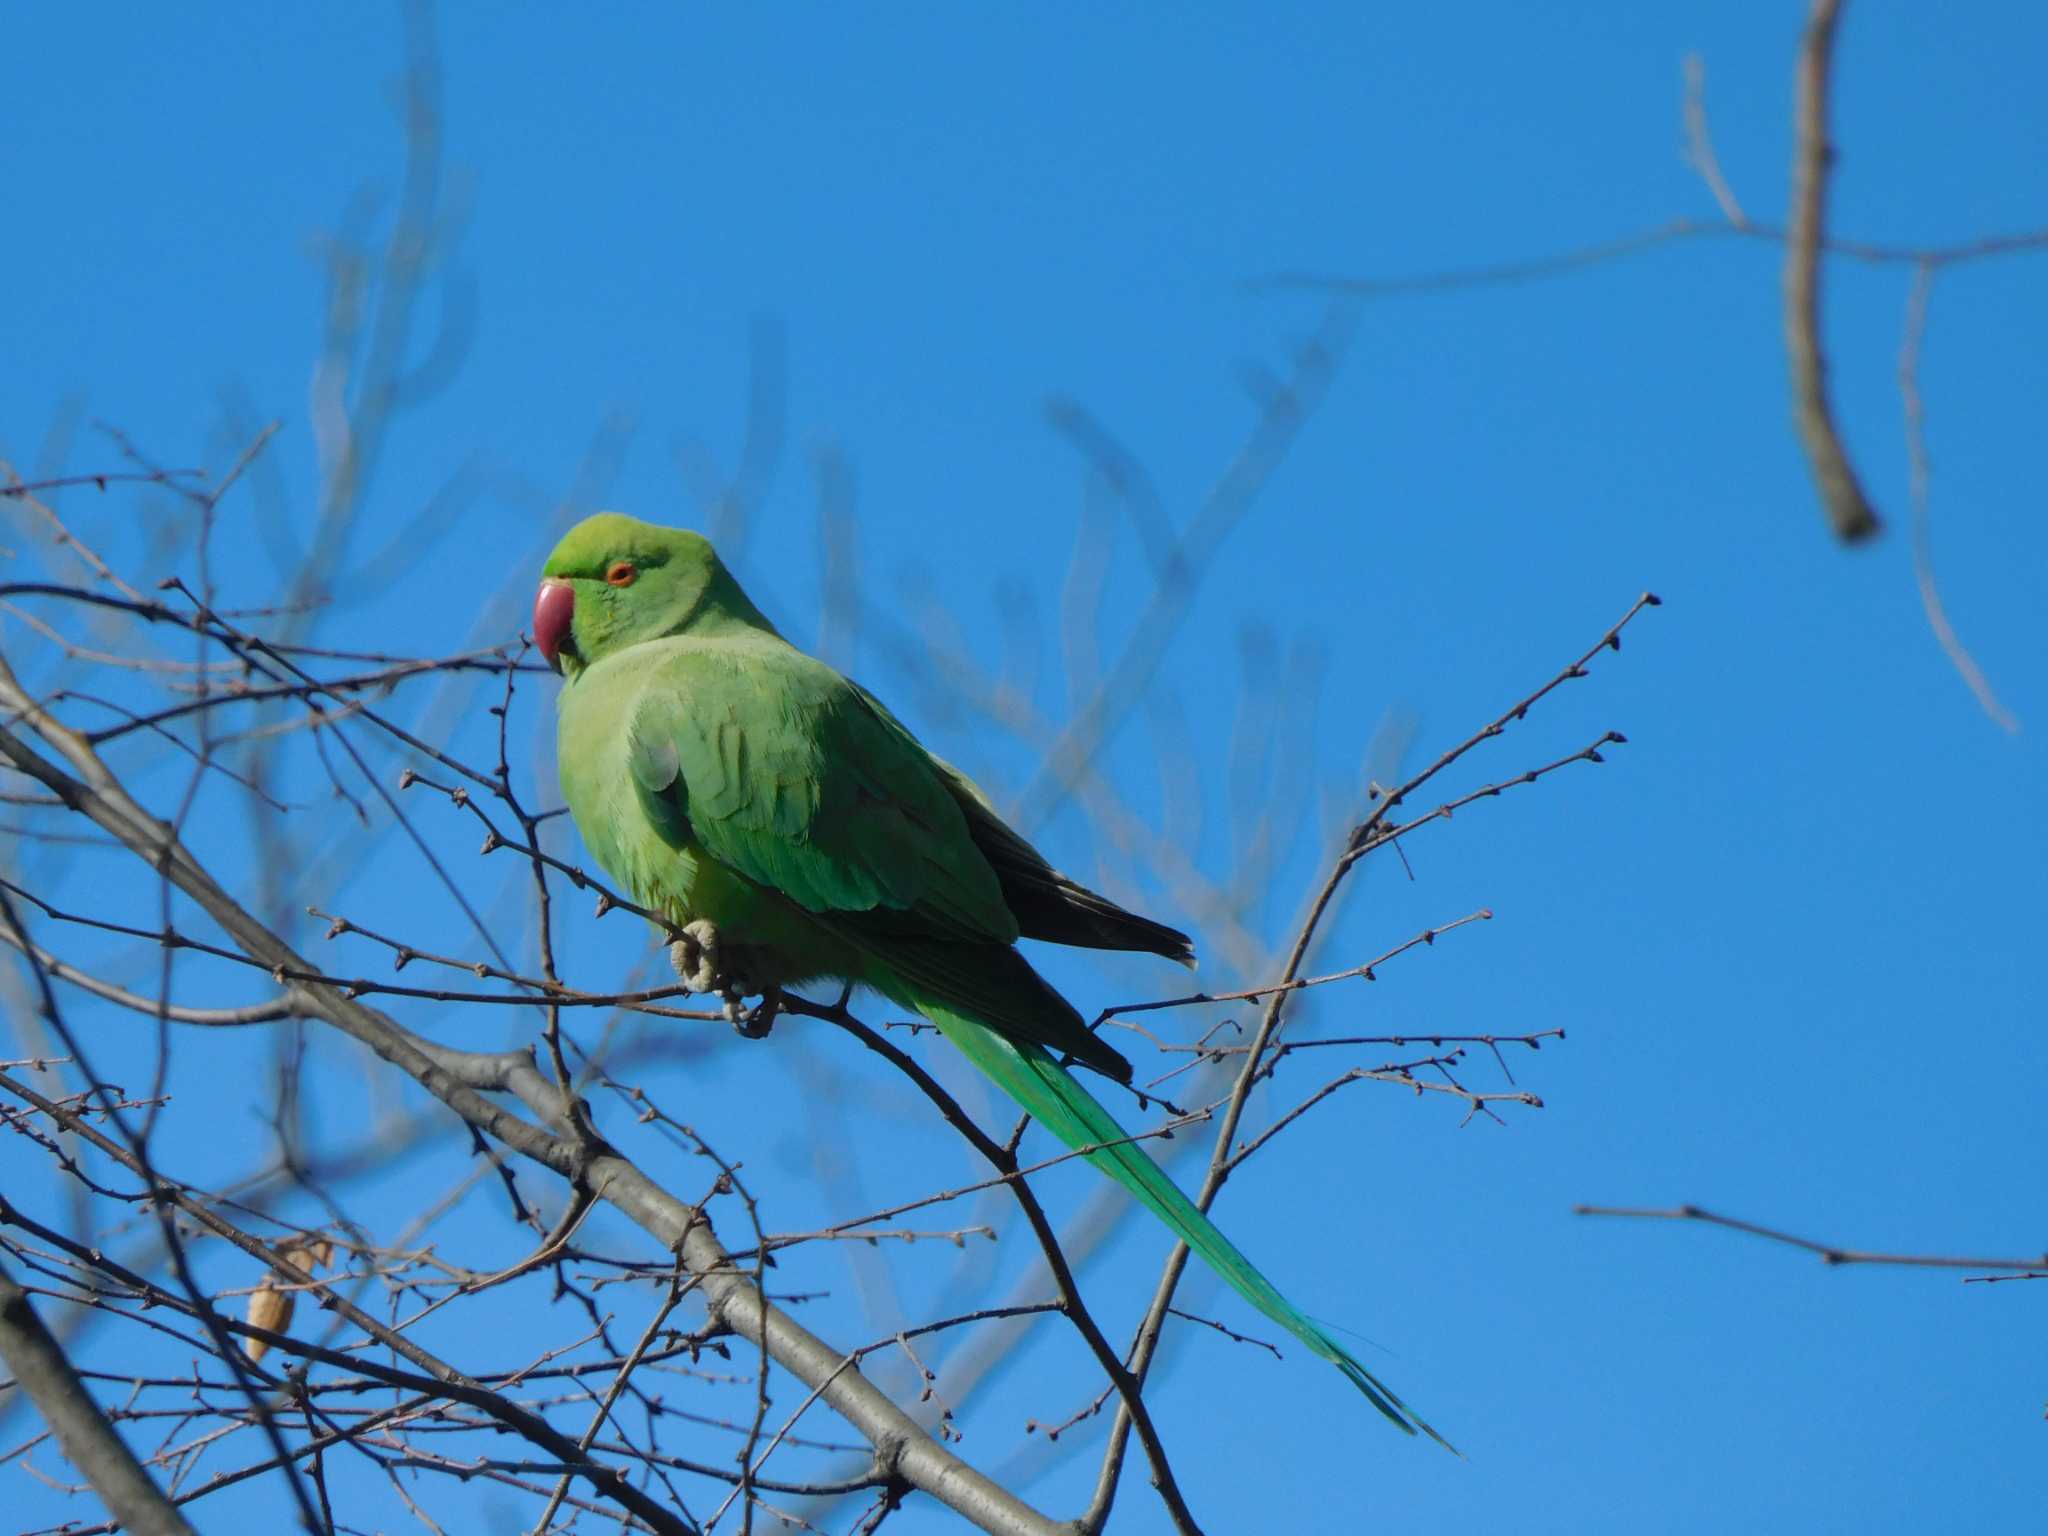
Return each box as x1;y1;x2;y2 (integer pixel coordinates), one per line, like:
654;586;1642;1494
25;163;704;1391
671;563;783;642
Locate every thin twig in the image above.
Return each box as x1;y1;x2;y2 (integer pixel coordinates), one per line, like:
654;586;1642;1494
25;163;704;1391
1575;1204;2048;1274
1896;261;2019;732
1681;54;1748;226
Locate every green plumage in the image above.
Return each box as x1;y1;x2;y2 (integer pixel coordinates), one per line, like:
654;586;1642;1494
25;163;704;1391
540;512;1443;1444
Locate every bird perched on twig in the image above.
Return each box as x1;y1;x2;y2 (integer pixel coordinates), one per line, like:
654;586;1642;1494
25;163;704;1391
535;511;1444;1444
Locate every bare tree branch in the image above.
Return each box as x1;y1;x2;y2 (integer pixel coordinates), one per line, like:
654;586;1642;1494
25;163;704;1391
0;1258;197;1536
1575;1204;2048;1275
1079;593;1658;1527
1785;0;1881;542
0;651;1065;1536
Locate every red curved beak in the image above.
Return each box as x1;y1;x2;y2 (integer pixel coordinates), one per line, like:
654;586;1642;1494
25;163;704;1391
534;579;575;671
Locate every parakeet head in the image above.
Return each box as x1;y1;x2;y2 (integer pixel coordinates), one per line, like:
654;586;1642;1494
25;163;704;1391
534;513;775;676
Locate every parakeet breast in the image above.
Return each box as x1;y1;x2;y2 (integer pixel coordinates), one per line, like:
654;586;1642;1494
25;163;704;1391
552;640;861;986
557;650;711;919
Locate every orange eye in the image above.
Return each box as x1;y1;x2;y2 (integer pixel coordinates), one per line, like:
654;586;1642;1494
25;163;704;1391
604;560;637;587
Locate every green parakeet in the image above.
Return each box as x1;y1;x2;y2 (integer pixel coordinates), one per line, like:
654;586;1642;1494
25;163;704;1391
535;512;1440;1442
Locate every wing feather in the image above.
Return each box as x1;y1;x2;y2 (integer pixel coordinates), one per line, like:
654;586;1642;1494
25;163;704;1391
627;643;1015;938
622;641;1133;1080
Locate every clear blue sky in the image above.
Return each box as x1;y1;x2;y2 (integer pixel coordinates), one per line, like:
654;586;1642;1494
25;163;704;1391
5;4;2044;1533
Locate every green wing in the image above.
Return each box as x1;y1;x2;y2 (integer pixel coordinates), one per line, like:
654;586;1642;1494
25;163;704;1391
624;640;1131;1080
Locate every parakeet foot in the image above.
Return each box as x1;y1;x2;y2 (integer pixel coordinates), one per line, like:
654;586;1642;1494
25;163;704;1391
668;920;724;994
671;922;777;1038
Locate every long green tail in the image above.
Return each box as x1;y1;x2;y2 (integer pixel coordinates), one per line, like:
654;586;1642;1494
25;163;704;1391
908;993;1451;1448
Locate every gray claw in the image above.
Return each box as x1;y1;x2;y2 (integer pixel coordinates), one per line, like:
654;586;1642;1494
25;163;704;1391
731;985;781;1041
